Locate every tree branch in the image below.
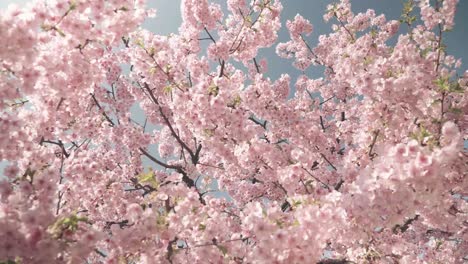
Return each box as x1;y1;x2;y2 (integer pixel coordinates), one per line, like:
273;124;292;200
368;129;380;159
248;115;267;129
142;83;201;164
302;166;331;190
320;153;337;171
139;147;181;170
90;93;115;127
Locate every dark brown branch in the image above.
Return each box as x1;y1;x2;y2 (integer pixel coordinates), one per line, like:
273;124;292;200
281;200;291;212
426;228;454;238
320;96;336;105
197;162;224;170
127;177;157;196
300;179;312;194
166;237;178;264
142;83;201;164
320;153;337;171
9;99;29;107
139;147;181;170
138;147;204;204
318;259;355;264
144;52;184;91
188;71;193;87
90;93;115;127
121;36;130;48
56;97;65;111
202;27;226;78
302;166;331;190
248;115;267;129
253;58;261;74
188;237;249;249
203;27;217;44
334;11;355;42
334;179;344;191
434;24;446;143
56;191;64;215
219;59;225;78
104;219;133;230
300;35;335;74
434;23;443;73
94;249;107;258
320;116;326;132
274;181;288;196
368;130;380;159
40;138;70;158
393;214;419;234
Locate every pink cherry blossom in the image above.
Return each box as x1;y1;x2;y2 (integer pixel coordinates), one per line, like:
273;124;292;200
0;0;466;263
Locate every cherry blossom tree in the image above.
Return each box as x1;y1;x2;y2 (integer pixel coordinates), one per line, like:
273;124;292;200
0;0;466;263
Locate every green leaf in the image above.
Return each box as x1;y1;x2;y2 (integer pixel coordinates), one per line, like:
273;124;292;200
291;199;302;208
134;38;145;48
363;56;373;66
448;107;462;114
156;214;168;227
420;47;431;58
434;76;450;91
164;65;172;73
69;1;77;10
274;219;284;228
163;85;173;94
216;245;228;256
430;99;441;107
227;94;242;108
138;170;159;188
48;213;89;238
138;171;154;183
0;260;17;264
449;82;465;94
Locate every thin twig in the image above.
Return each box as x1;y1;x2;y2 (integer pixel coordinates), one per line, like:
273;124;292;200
90;93;115;127
139;147;181;170
302;166;331;190
142;83;201;164
248;115;267;129
368;130;380;159
253;58;261;73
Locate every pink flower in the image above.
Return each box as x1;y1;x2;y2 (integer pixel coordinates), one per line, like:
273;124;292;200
287;14;313;40
127;203;144;222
